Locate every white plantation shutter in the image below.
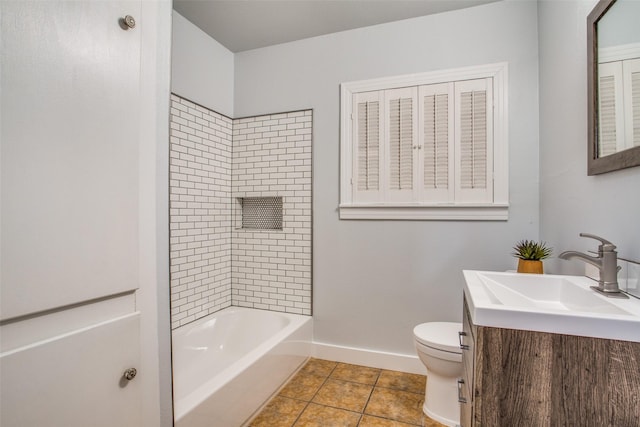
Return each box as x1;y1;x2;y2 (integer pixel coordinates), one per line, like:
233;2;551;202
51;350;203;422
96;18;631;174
460;90;487;188
385;87;417;202
599;74;619;156
353;91;383;203
623;58;640;149
340;63;508;219
632;67;640;147
455;78;493;203
419;83;454;203
598;61;625;156
632;68;640;147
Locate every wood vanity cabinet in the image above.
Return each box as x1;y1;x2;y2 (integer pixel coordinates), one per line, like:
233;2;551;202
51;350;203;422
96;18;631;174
460;296;640;427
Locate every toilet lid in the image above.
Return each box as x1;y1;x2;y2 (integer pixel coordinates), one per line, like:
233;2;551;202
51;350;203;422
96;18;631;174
413;322;463;353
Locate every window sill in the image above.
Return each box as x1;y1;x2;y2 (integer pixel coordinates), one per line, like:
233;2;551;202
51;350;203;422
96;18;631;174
338;204;509;221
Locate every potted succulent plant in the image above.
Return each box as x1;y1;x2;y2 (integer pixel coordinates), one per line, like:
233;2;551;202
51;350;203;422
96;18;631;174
512;240;552;274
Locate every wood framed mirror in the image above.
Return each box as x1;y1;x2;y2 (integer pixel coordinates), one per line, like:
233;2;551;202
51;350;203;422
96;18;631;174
587;0;640;175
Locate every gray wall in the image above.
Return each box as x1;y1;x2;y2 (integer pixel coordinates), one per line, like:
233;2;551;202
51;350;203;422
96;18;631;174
538;0;640;273
235;0;540;354
171;11;234;117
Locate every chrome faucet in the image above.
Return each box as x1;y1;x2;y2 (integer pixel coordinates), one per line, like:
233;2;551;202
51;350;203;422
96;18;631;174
558;233;627;298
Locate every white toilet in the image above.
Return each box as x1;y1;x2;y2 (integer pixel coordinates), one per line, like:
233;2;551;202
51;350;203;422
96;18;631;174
413;322;463;427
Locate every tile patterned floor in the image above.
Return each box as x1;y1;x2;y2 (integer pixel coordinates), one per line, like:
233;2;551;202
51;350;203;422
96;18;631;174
247;358;446;427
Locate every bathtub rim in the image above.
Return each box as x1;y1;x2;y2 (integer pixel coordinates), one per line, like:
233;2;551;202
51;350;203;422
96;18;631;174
171;306;312;422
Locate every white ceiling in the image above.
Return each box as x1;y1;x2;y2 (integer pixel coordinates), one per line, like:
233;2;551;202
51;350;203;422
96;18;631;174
173;0;500;53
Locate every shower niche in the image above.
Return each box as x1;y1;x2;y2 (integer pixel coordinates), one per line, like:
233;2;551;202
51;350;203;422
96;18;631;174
235;196;283;230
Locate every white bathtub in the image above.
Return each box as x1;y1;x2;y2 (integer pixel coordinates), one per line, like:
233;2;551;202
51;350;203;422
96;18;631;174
172;307;312;427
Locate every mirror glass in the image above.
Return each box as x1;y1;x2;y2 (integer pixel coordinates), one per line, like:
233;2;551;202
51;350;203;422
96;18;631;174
596;0;640;156
588;0;640;174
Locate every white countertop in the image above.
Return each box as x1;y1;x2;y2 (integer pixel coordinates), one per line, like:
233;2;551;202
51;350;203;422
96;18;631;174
463;270;640;343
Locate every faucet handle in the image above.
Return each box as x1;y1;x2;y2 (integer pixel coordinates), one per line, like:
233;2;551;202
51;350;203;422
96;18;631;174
579;233;616;251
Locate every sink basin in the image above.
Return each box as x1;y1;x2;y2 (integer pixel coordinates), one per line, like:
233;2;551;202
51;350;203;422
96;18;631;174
477;272;629;315
463;270;640;342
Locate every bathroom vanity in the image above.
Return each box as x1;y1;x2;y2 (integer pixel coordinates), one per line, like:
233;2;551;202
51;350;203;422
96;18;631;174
460;271;640;426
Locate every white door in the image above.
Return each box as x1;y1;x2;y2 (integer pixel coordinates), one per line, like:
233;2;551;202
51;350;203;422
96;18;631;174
1;0;141;319
1;1;149;425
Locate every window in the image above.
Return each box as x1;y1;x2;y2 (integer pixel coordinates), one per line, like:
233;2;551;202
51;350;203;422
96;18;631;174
340;63;508;220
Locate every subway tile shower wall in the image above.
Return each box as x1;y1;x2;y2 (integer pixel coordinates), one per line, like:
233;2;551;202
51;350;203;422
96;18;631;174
169;97;313;328
169;95;233;329
232;111;312;315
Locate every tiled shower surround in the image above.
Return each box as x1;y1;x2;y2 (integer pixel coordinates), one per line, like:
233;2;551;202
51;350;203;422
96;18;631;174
169;95;233;329
232;111;312;315
169;94;312;328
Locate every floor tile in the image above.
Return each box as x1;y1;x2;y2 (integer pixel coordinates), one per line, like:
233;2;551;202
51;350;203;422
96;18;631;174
376;370;426;395
312;378;373;412
279;371;327;401
299;358;338;378
358;415;418;426
364;387;425;425
294;403;361;427
249;395;307;427
251;359;446;427
330;362;381;385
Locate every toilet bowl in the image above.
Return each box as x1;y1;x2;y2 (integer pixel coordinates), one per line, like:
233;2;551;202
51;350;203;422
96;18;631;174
413;322;463;427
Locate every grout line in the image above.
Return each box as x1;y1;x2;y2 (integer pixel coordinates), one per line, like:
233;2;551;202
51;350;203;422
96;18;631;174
288;359;339;426
356;370;381;426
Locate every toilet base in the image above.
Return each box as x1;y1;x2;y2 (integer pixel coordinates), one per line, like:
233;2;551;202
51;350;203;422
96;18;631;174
423;370;460;427
424;405;458;427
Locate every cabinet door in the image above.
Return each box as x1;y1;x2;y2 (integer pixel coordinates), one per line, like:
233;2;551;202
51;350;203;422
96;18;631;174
459;376;472;427
1;0;142;319
460;299;475;427
0;314;141;427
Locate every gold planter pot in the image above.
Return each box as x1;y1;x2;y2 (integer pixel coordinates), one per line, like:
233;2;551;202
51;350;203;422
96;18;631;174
517;259;543;274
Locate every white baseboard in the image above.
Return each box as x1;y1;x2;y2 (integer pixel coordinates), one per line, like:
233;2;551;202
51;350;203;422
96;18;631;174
311;341;426;375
